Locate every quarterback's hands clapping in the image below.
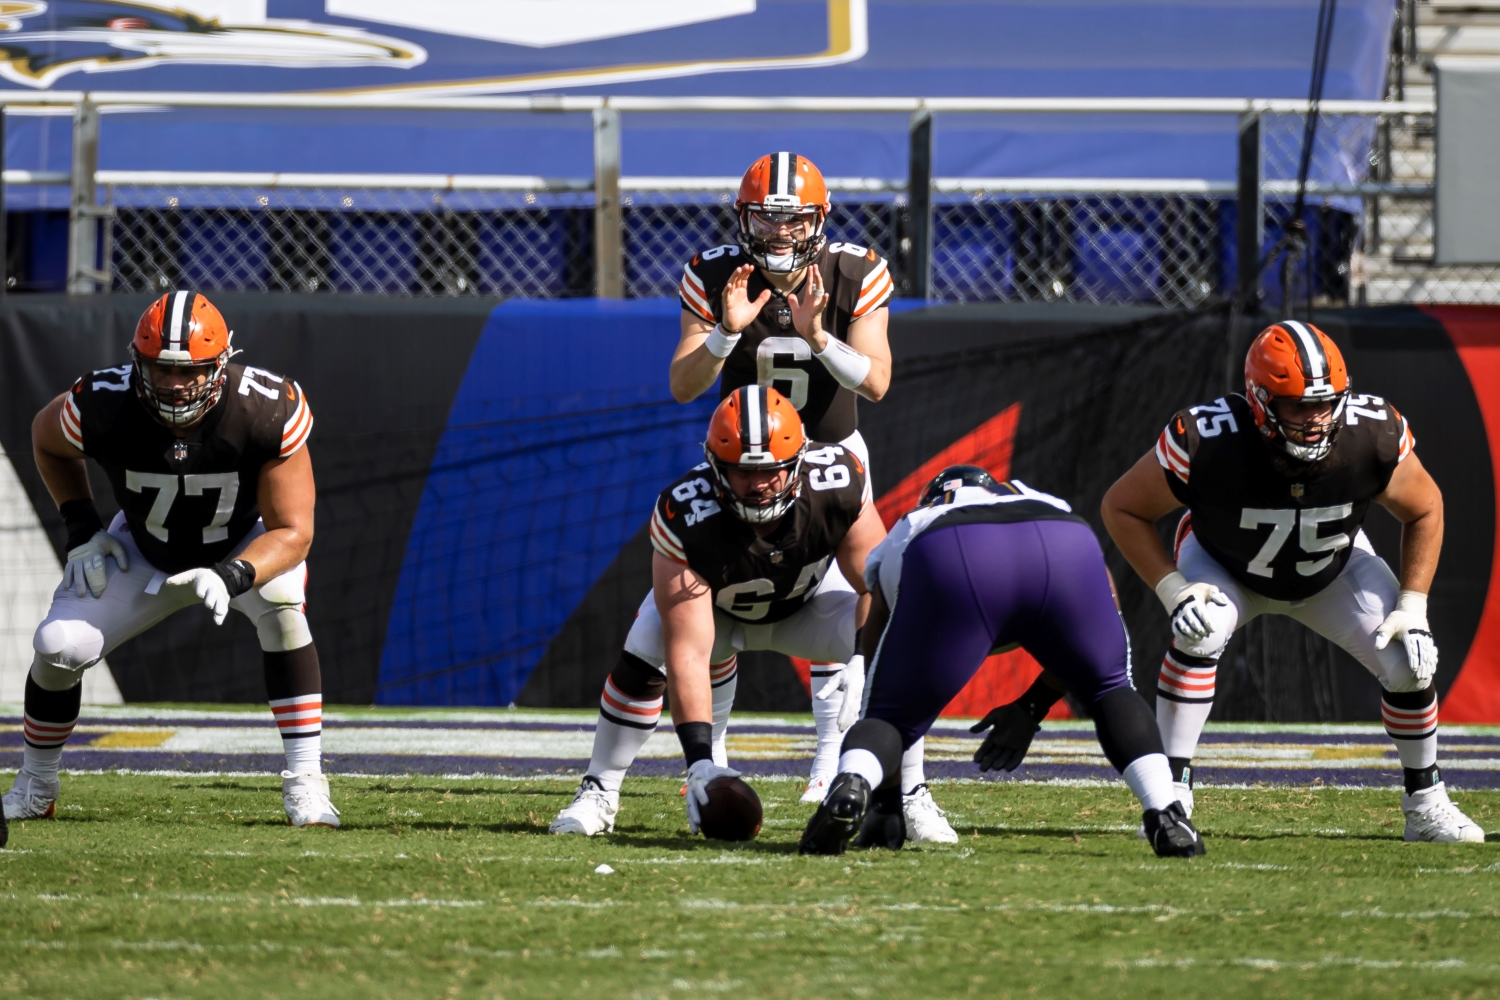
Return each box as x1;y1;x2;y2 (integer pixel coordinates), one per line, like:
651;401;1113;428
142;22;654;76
970;702;1041;772
1154;570;1229;645
787;263;828;349
683;758;740;834
63;531;129;599
814;655;866;732
164;568;231;626
1375;590;1439;683
721;264;771;333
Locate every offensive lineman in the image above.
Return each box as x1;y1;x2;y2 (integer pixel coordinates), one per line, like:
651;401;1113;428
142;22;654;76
584;149;950;838
1102;320;1482;842
4;292;337;829
551;387;884;836
799;466;1202;858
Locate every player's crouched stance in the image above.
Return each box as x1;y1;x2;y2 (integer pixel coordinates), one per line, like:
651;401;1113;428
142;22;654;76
552;386;885;837
3;292;337;831
799;467;1203;859
1103;321;1481;843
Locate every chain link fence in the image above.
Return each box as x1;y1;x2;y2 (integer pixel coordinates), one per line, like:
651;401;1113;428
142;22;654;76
13;104;1491;307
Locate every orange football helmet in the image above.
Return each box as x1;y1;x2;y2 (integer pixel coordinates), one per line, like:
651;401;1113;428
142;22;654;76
734;151;830;273
705;386;807;523
1244;319;1349;462
131;291;234;427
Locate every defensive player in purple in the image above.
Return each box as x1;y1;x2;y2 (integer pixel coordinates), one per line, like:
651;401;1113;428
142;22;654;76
799;466;1202;858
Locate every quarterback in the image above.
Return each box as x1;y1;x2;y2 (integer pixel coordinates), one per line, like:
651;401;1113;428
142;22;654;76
551;387;885;836
1102;320;1481;843
799;466;1202;858
4;292;337;829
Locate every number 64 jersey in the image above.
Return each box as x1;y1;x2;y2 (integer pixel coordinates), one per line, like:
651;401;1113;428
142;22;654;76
649;443;870;623
1156;392;1414;601
62;362;313;575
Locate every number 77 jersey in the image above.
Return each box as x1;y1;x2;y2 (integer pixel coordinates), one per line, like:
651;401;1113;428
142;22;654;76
62;362;312;575
649;442;870;623
1156;392;1414;601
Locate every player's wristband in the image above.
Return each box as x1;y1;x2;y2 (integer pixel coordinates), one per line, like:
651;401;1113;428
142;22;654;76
213;559;257;599
1153;570;1190;613
814;337;872;390
60;498;104;552
676;721;715;766
1017;675;1064;724
703;324;742;359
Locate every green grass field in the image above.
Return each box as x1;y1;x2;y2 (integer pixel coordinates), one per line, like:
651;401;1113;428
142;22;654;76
3;771;1499;1000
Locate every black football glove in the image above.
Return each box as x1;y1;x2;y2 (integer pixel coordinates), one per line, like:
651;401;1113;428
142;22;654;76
970;702;1042;772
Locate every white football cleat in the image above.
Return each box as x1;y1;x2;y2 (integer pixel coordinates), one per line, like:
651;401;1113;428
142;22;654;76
1403;787;1485;843
550;776;619;836
800;775;831;804
282;771;340;828
903;784;959;844
3;770;59;821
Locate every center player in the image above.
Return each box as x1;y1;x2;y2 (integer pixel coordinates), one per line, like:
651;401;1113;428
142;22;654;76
551;387;884;836
3;292;337;830
556;151;955;841
1102;320;1482;843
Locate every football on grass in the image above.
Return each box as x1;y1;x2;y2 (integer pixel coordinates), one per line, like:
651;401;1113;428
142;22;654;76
699;775;763;841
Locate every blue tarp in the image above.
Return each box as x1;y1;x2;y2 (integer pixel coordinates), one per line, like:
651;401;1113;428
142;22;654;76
2;1;1395;187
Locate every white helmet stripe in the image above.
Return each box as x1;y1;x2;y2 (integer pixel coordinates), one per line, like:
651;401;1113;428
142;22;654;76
1283;319;1326;380
167;290;191;350
776;151;791;197
745;386;763;446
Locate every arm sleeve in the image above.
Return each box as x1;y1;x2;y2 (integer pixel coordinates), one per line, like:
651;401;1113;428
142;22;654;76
678;258;716;324
280;381;314;458
649;495;690;565
60;381;86;453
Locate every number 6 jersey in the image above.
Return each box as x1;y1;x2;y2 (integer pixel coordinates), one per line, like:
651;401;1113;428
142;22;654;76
649;443;870;623
61;362;313;574
1156;392;1414;601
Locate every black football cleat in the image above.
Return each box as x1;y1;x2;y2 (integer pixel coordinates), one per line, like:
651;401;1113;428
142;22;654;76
798;772;871;856
0;809;7;849
852;786;906;850
1142;801;1205;858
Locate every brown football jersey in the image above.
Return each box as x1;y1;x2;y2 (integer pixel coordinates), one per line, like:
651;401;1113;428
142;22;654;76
649;442;870;623
677;240;894;442
1156;392;1413;601
62;362;313;574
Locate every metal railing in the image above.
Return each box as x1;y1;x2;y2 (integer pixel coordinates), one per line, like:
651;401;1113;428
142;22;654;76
0;92;1479;306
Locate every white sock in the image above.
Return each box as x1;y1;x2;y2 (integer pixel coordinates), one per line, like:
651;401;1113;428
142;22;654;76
710;657;738;768
900;737;926;794
22;746;63;784
1122;753;1177;812
808;662;844;781
838;748;884;789
1382;694;1439;769
1156;650;1216;759
283;736;321;775
588;674;664;793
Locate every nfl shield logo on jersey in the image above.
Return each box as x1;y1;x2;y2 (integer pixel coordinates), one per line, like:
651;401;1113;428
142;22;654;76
1291;483;1305;498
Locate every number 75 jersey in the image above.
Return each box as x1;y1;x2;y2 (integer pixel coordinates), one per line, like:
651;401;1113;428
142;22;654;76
1156;392;1414;601
62;362;313;575
649;443;870;623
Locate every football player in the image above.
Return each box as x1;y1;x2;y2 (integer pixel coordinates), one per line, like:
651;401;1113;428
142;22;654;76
666;152;945;833
4;292;337;829
1101;320;1482;843
551;386;885;837
799;466;1202;858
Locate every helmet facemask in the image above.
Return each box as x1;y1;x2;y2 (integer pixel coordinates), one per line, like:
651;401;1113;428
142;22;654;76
705;441;806;524
131;345;230;428
737;203;826;273
1251;384;1347;463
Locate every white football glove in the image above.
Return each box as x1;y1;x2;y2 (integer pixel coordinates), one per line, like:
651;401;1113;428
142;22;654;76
63;530;130;599
1155;570;1229;645
1374;590;1439;684
683;758;741;835
164;568;231;626
813;655;866;732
